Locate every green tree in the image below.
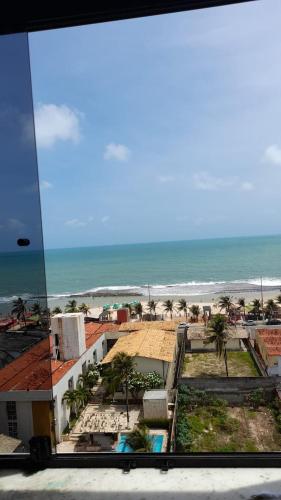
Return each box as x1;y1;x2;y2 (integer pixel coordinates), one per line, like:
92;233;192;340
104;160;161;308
128;371;146;400
237;297;246;318
111;352;135;426
147;300;158;320
205;313;229;377
75;384;91;409
251;299;262;319
62;389;79;418
218;296;233;315
11;297;27;326
276;295;281;305
126;424;152;452
78;368;99;390
189;304;200;322
162;299;174;319
143;371;163;390
265;299;278;320
31;302;42;317
65;299;78;313
178;298;188;321
78;303;91;316
52;306;62;315
134;303;143;321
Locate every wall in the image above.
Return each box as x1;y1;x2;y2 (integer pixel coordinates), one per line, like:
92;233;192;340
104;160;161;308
53;333;105;442
190;339;241;351
178;377;278;404
143;395;168;419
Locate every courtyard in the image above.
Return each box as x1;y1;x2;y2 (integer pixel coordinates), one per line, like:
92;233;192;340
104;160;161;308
183;352;259;377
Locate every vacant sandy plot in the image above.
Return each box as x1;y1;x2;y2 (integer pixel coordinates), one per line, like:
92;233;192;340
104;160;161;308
183;352;259;377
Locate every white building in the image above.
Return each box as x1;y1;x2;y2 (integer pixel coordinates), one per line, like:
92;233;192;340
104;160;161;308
187;325;248;351
0;314;120;447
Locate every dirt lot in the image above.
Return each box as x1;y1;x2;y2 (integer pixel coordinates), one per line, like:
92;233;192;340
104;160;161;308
186;405;281;452
183;352;259;377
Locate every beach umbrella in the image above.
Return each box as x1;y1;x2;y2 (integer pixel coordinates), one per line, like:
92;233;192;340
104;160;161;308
103;304;110;311
112;303;120;309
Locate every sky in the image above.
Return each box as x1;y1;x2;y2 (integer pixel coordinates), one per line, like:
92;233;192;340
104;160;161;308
29;0;281;249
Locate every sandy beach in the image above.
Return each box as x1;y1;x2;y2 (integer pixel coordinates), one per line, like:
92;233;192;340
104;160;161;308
47;288;280;319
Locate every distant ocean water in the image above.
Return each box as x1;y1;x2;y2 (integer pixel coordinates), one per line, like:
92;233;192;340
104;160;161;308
1;235;281;305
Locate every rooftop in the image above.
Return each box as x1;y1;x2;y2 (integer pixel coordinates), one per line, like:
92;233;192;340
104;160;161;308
257;328;281;356
118;320;179;333
0;322;111;391
143;390;167;400
102;329;176;364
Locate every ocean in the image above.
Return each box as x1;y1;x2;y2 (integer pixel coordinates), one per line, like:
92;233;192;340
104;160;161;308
1;235;281;309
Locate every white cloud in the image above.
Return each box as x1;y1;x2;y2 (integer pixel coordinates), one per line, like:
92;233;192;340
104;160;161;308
104;143;130;161
263;144;281;166
157;175;174;183
101;216;110;223
193;171;234;191
65;218;87;228
65;216;94;228
40;180;53;190
34;104;82;148
240;181;254;192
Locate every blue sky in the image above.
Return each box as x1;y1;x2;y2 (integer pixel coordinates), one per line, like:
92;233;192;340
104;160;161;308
29;0;281;249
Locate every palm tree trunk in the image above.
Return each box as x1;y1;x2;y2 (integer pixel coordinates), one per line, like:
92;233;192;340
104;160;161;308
170;312;172;320
224;348;229;377
125;381;129;426
185;310;188;321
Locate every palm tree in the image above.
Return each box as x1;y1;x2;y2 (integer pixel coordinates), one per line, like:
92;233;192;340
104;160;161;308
62;389;79;418
162;299;174;319
265;299;278;320
65;299;78;313
218;296;233;316
205;313;229;377
78;303;91;316
75;384;91;409
134;303;143;321
126;424;152;452
251;299;262;319
111;352;135;426
276;295;281;305
147;300;157;320
78;368;99;389
178;298;188;321
31;302;42;316
123;303;133;315
52;306;62;315
11;297;27;326
237;298;246;318
189;304;200;322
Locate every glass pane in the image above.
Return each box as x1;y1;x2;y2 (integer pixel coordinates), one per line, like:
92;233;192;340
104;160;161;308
0;33;53;456
30;0;281;456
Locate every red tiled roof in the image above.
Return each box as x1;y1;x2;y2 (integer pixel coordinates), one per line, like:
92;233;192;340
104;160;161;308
0;322;115;391
257;328;281;356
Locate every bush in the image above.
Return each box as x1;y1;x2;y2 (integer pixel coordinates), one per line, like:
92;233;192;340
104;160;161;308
176;411;193;452
140;418;170;430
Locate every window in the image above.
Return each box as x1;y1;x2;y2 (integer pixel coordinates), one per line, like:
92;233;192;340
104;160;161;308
68;377;74;390
82;362;87;375
93;350;97;363
6;402;18;438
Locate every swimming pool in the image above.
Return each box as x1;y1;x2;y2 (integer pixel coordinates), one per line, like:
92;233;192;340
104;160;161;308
115;433;164;453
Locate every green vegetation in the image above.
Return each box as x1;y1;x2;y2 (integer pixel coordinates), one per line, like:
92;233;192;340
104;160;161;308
52;306;62;315
11;297;27;326
183;351;259;377
189;304;200;322
65;299;78;313
205;313;229;377
126;424;152;452
140;418;169;430
78;303;91;315
177;298;188;321
147;300;158;319
162;300;174;319
128;370;163;399
176;386;281;452
218;296;233;316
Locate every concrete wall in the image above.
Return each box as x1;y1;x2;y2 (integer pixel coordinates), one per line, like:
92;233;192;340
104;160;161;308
190;339;241;351
143;395;168;419
51;313;86;361
53;333;105;442
178;377;278;404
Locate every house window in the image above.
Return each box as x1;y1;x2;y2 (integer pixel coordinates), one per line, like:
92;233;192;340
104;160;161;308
93;350;97;363
68;377;74;390
54;334;60;347
6;401;18;438
82;361;87;375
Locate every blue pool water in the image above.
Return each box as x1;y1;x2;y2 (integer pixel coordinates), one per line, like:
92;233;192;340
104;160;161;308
116;433;164;453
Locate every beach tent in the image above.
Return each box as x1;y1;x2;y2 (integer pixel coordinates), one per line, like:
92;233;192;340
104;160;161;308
103;304;111;311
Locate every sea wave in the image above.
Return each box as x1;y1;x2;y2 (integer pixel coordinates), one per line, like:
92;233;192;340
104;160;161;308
2;277;281;303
